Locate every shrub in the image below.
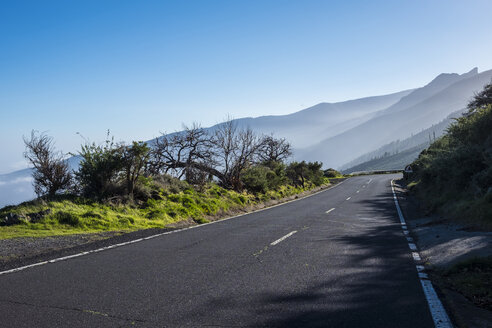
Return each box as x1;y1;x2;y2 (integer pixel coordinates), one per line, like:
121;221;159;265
241;166;271;194
55;211;80;226
286;161;324;187
151;174;190;194
75;135;125;199
324;168;342;178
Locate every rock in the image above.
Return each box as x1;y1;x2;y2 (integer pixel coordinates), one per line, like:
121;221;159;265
2;213;25;226
27;209;52;223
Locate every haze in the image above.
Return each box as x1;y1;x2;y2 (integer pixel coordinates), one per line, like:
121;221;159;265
2;0;492;174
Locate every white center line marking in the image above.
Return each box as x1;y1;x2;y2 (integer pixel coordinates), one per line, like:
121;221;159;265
270;231;297;246
325;208;335;214
346;197;351;201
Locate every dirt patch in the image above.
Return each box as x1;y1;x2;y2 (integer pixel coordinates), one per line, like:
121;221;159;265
394;180;492;268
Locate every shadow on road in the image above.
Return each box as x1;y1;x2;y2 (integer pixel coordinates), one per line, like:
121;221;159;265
199;188;433;327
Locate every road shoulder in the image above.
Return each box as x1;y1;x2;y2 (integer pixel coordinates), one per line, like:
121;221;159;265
393;179;492;327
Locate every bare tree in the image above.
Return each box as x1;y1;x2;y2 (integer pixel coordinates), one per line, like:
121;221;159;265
23;130;72;197
257;135;292;164
213;120;262;190
148;124;218;185
149;119;267;191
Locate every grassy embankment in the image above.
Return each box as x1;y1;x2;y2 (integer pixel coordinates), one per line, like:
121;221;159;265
406;85;492;310
0;180;331;240
407;104;492;230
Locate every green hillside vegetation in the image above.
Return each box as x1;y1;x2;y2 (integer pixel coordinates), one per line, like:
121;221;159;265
407;82;492;229
343;143;429;173
0;178;324;239
0;121;331;239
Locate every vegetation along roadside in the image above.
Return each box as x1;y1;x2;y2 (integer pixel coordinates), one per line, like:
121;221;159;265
1;119;344;240
404;82;492;316
406;82;492;230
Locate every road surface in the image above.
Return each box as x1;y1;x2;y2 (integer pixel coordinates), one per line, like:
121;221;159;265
0;174;436;327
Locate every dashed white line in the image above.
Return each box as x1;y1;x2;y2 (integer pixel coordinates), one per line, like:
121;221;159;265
412;252;422;261
270;231;297;246
346;197;351;201
367;178;373;184
391;180;452;328
356;190;360;193
325;208;335;214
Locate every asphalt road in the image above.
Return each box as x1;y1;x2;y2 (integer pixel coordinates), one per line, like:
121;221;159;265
0;174;435;327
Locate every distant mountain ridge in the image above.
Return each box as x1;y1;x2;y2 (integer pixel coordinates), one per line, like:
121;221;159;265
1;68;490;208
230;89;413;148
297;68;492;168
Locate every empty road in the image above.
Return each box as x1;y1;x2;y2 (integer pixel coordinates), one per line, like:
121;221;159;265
0;174;436;327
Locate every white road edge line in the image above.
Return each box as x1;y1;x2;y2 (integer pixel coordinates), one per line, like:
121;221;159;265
0;179;349;276
270;231;297;246
391;179;452;328
325;208;335;214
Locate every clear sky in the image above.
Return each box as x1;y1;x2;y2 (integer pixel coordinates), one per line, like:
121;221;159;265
1;0;492;174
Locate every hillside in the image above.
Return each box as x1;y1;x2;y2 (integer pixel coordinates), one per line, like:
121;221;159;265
407;82;492;228
342;143;429;173
341;109;466;172
214;89;413;148
298;68;492;168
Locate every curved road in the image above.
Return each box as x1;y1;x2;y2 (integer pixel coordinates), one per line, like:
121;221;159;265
0;174;435;327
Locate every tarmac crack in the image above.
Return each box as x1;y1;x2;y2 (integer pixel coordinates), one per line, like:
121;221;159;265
0;298;147;324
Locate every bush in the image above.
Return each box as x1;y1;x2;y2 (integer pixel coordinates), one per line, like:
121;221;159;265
241;166;271;194
75;136;125;199
55;211;80;226
324;168;342;178
286;161;324;187
152;174;190;194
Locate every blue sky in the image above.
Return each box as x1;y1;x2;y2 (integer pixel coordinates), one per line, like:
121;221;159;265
1;0;492;173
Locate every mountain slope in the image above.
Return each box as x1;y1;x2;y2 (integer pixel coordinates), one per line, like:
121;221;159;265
342;143;429;173
340;108;466;171
298;68;492;168
229;89;413;148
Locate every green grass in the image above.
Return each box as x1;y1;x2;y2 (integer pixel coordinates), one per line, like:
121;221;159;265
439;256;492;310
0;181;328;239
